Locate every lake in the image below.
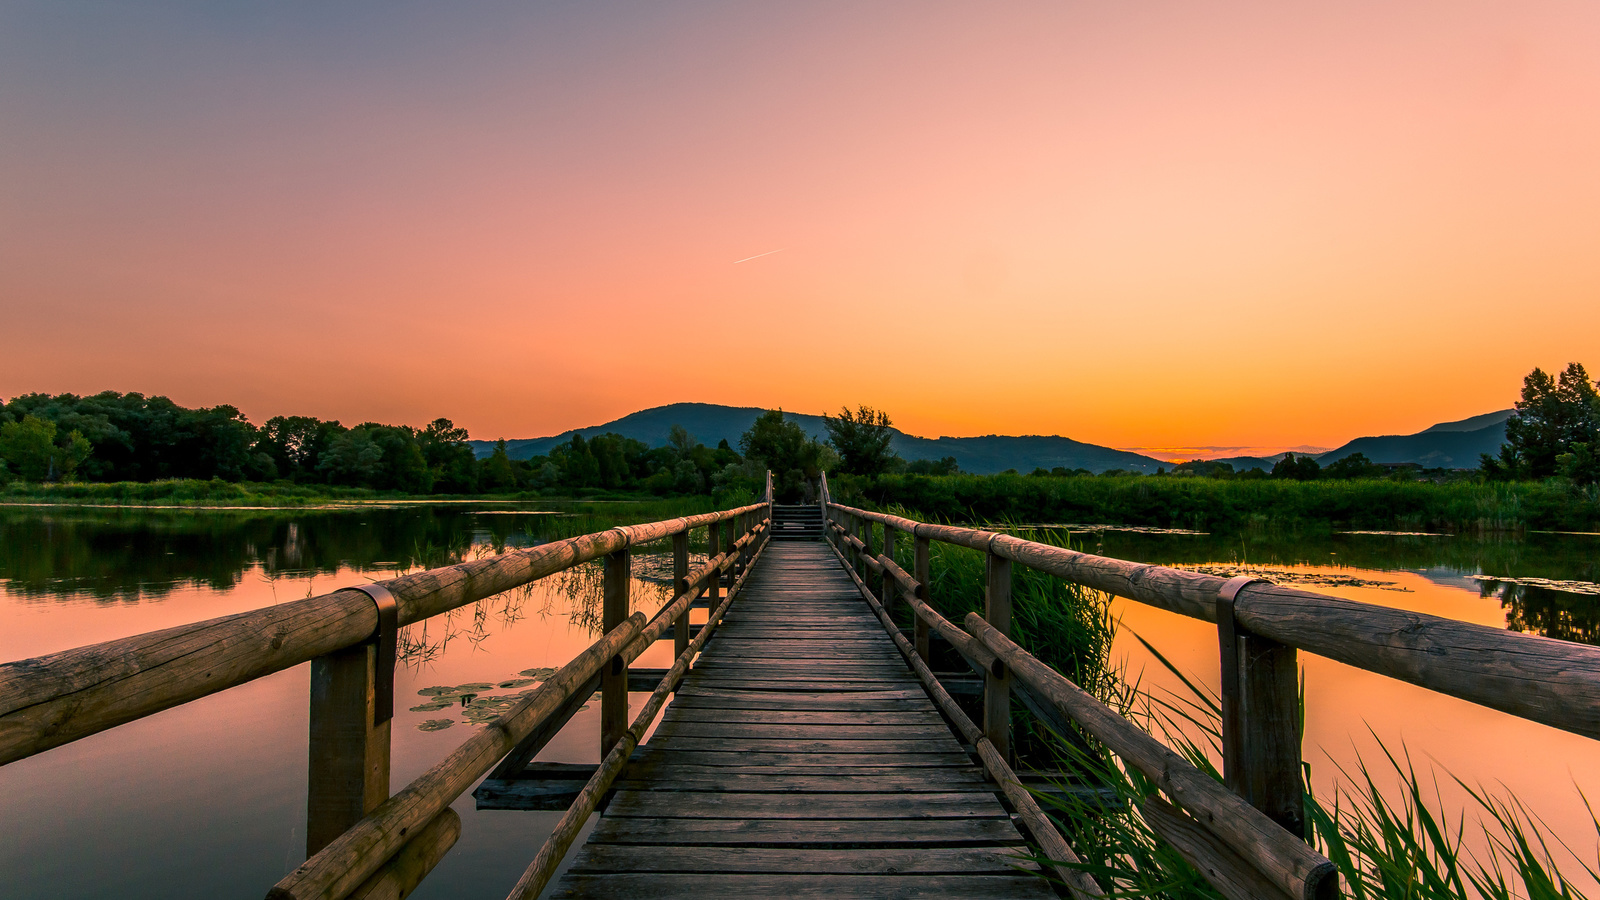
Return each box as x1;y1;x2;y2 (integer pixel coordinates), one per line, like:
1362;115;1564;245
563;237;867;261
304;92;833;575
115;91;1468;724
2;504;1596;896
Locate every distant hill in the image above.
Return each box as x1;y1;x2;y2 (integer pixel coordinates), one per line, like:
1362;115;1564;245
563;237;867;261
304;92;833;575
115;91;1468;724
470;402;1167;474
1316;410;1512;469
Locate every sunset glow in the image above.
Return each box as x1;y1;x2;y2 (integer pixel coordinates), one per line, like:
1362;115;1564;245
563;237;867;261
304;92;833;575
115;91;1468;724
4;2;1598;447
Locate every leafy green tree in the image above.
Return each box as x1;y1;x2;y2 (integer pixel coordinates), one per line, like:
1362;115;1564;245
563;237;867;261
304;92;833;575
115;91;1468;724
906;456;960;475
560;434;601;488
824;405;900;476
739;409;827;501
482;440;519;491
1486;363;1600;479
1323;452;1381;480
1271;453;1321;481
0;415;92;482
420;418;478;492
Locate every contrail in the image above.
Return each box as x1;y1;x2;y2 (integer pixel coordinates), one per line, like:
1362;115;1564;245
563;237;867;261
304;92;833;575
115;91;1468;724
733;248;785;264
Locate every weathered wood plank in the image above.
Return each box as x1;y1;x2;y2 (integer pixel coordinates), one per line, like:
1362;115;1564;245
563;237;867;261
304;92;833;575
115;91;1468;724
586;816;1027;845
551;873;1056;899
565;845;1035;874
605;790;1004;819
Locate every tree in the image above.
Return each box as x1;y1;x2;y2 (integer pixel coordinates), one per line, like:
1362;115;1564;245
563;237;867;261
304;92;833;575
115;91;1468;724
482;440;518;491
739;409;826;501
1486;363;1600;479
1271;453;1321;481
824;405;900;476
420;418;478;492
906;456;960;476
1323;452;1381;480
0;415;91;482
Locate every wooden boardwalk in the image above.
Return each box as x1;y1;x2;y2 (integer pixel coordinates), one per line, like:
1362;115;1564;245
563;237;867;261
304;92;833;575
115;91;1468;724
550;540;1055;899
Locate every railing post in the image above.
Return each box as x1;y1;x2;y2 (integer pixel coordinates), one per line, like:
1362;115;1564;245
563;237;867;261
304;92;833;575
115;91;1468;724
913;534;931;664
1218;577;1305;839
983;548;1013;761
601;548;631;756
881;523;897;620
672;529;690;660
306;641;392;855
707;518;721;610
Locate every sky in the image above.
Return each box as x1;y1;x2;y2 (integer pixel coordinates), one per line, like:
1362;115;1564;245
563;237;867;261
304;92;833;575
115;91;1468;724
3;2;1598;451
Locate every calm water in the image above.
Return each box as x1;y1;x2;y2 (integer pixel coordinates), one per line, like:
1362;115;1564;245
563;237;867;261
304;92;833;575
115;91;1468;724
2;506;1597;896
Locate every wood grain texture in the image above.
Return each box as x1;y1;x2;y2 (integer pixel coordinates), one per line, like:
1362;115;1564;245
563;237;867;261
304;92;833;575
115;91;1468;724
548;541;1058;899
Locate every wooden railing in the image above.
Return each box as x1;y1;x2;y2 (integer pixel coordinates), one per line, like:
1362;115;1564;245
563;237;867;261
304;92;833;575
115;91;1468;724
0;495;774;900
823;498;1600;900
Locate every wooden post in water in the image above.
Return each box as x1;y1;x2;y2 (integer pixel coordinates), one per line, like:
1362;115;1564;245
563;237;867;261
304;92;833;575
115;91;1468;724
601;548;631;756
914;535;932;664
983;549;1013;761
1218;577;1305;838
672;530;690;659
307;642;391;855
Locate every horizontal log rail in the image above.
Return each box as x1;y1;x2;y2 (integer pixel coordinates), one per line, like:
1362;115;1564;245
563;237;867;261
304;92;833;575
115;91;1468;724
827;502;1600;741
821;500;1343;898
274;512;772;900
0;503;769;766
506;526;771;900
824;538;1103;899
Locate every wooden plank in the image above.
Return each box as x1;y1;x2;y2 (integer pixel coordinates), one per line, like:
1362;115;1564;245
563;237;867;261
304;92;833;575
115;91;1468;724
658;707;944;726
620;762;987;780
652;722;957;740
586;816;1027;845
605;791;1005;819
551;873;1055;898
631;737;963;754
565;845;1035;874
612;773;993;793
628;750;974;768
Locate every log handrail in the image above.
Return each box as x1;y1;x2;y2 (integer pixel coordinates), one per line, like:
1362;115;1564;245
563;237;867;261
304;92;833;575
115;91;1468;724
827;501;1600;740
274;512;774;900
0;503;769;766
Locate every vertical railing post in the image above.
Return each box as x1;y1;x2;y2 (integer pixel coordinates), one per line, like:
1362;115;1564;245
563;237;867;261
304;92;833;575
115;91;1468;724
306;642;392;855
913;534;931;664
860;516;874;581
306;583;396;856
1218;577;1306;838
707;519;721;617
880;523;897;620
672;528;690;660
601;547;631;756
983;548;1013;760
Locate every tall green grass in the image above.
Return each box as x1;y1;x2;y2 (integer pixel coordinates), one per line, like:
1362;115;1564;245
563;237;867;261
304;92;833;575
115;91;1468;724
876;504;1599;897
841;473;1600;534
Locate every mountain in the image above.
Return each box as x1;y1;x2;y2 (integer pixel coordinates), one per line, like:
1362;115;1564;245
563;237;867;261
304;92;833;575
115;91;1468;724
1316;410;1513;469
469;402;1167;474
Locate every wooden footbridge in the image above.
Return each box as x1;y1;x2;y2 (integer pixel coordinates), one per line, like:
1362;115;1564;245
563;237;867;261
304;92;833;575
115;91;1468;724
4;476;1600;900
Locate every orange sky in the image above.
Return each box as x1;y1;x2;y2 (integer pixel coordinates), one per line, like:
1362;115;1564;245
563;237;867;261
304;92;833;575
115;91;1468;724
3;2;1597;448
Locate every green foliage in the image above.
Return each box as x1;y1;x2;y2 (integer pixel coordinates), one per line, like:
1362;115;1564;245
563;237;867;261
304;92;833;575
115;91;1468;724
1488;363;1600;480
905;456;961;475
1272;452;1322;481
0;415;92;482
837;472;1600;533
1324;452;1384;480
824;405;900;476
1171;459;1236;478
739;409;831;501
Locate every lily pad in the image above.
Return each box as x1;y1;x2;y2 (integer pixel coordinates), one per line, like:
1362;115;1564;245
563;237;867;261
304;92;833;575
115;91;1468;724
498;678;536;689
410;700;454;712
454;682;495;692
518;667;557;678
417;686;460;696
417;719;455;732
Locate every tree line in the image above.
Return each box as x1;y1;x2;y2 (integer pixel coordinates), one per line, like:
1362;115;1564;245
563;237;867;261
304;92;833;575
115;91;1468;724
0;393;912;499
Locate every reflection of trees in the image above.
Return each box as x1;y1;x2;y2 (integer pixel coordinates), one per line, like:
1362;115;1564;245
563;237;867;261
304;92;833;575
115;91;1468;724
0;507;521;602
1493;582;1598;645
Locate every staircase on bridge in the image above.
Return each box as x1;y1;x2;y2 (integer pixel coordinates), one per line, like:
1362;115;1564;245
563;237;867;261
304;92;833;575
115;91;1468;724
546;541;1054;899
767;503;824;541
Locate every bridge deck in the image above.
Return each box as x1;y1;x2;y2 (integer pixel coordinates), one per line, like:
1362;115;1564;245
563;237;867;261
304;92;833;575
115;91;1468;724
550;541;1055;899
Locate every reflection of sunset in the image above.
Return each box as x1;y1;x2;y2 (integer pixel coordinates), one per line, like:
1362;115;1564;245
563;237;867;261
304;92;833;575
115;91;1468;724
4;4;1599;449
